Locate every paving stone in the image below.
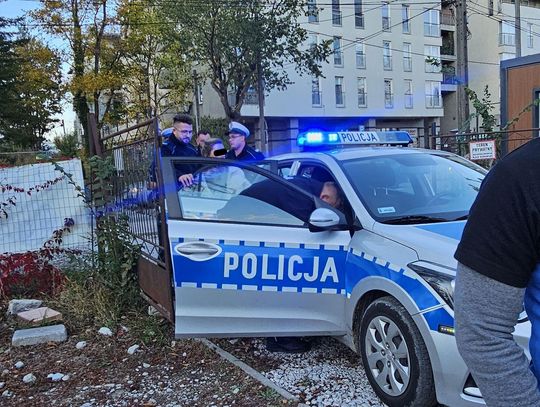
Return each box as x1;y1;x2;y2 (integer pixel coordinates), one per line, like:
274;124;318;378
17;307;62;326
12;324;67;347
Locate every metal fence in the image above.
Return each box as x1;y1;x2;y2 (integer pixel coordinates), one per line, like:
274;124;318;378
426;128;539;166
0;157;92;254
96;117;173;320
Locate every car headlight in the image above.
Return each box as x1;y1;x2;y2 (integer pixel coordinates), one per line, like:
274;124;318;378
408;261;456;309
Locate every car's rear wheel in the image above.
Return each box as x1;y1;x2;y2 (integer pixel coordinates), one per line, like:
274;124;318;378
358;296;437;407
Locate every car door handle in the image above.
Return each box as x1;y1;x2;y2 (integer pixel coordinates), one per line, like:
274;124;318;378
174;242;222;262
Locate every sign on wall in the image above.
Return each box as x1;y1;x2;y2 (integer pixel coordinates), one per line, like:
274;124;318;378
469;139;496;160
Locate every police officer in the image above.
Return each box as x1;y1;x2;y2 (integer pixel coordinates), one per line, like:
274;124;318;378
225;121;265;161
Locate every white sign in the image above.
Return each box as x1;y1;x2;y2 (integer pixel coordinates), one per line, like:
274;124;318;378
469;140;496;160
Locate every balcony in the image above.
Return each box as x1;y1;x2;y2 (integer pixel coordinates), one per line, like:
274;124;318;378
334;51;344;66
335;91;345;107
425;94;442;108
382;16;391;31
499;32;516;46
358;91;367;107
384;93;394;108
356;53;366;69
441;10;455;27
332;10;342;26
441;73;458;92
441;43;455;59
312;91;322;107
383;55;392;70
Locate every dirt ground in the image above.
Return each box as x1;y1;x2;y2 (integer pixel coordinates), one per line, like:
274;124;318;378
0;303;297;407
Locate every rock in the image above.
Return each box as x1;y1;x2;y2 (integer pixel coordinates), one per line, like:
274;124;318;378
142;363;150;368
14;361;24;369
12;325;67;347
1;370;7;376
62;375;70;381
98;327;113;337
127;344;139;355
0;382;4;388
7;299;42;315
47;373;64;382
75;341;87;350
22;373;36;384
121;325;129;332
2;389;11;397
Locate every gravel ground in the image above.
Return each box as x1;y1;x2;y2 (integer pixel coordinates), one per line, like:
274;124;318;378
216;337;385;407
0;301;385;406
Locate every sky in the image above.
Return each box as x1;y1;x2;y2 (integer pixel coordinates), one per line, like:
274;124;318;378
4;0;76;139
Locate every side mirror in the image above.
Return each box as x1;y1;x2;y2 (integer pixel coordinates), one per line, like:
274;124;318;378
309;208;341;229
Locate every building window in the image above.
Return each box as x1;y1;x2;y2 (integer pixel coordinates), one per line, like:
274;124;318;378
307;0;319;23
404;79;413;108
528;22;534;48
402;5;410;33
333;36;343;66
403;43;412;72
383;41;392;70
424;9;440;37
384;79;394;108
424;45;441;73
425;81;442;108
335;76;345;106
354;0;364;28
357;77;367;107
332;0;342;26
356;40;366;69
312;77;322;106
308;33;318;51
382;3;391;31
499;21;515;46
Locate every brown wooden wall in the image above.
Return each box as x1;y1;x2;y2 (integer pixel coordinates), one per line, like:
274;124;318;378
506;64;540;151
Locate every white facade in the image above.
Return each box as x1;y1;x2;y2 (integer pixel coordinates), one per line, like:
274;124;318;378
199;0;446;153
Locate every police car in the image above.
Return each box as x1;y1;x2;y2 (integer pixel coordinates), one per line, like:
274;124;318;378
161;131;531;407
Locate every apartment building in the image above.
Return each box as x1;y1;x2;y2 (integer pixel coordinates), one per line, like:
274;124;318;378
198;1;445;153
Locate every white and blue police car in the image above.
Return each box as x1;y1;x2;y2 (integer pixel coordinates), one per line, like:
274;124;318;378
161;131;531;407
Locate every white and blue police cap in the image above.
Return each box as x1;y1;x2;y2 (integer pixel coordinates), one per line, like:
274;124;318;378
161;127;174;138
228;121;250;138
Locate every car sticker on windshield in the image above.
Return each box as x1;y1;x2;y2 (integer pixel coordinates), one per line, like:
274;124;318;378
377;206;396;214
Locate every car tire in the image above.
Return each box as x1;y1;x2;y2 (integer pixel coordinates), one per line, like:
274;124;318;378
358;296;437;407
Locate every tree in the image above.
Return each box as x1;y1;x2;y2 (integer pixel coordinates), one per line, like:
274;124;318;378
12;38;63;147
117;0;192;120
31;0;126;146
465;85;496;132
0;15;24;141
163;0;331;120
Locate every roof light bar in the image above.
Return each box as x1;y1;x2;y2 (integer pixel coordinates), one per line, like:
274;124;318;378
298;130;412;147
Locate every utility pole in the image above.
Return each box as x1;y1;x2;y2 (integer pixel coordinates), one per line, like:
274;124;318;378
456;0;470;132
515;0;521;57
192;69;201;133
256;60;266;154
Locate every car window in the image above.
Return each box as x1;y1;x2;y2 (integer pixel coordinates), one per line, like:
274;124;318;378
176;163;316;227
342;153;485;222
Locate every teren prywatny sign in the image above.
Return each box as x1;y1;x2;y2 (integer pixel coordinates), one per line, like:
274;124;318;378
469;139;496;160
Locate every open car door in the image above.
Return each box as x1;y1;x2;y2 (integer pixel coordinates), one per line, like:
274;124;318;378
162;157;352;338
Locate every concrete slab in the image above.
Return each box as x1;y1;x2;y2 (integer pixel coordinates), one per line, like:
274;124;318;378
17;307;62;326
12;324;67;347
7;299;42;315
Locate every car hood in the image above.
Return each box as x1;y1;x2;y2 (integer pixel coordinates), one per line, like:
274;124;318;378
372;220;466;272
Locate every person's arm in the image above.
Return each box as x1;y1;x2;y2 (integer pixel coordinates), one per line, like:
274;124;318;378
455;263;540;407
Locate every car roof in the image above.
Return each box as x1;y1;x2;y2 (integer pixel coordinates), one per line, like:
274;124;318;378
271;146;452;162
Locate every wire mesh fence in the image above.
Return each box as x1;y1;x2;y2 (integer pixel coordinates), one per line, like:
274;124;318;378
0;157;93;254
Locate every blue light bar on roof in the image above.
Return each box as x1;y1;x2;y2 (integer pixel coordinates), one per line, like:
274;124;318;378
297;130;412;147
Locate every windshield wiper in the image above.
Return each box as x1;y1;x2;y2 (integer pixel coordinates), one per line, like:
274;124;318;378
381;215;449;225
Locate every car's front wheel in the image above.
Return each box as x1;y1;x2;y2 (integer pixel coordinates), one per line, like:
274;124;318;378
358;296;437;407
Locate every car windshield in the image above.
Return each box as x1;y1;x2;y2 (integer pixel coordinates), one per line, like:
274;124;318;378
341;152;486;224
